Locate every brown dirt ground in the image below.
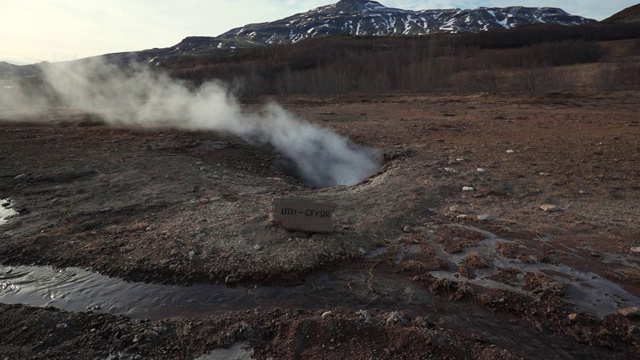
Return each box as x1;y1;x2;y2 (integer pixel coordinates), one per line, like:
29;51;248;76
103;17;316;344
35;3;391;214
1;91;640;359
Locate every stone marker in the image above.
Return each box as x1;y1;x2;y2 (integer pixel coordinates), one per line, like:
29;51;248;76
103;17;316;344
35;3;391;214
271;198;337;233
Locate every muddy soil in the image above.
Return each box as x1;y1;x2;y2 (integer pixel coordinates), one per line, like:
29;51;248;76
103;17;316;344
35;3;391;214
1;92;640;359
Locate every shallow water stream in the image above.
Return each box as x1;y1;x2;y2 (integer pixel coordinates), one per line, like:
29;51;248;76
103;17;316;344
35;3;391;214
0;263;613;358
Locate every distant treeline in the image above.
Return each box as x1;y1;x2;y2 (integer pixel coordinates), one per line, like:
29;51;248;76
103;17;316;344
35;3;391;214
166;21;638;99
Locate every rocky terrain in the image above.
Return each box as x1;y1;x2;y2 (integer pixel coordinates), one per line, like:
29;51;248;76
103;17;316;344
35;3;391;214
1;91;639;359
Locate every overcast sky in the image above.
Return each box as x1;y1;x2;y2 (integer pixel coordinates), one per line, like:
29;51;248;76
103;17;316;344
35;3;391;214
1;0;636;65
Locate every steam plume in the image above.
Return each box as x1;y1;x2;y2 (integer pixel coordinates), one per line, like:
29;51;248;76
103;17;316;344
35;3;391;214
0;59;380;187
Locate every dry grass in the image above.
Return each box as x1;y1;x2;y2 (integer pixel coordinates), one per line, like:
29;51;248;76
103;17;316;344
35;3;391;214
462;252;486;269
611;268;640;284
495;241;520;258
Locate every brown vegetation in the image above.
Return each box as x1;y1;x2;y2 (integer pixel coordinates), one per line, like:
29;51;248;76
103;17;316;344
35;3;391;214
162;22;640;101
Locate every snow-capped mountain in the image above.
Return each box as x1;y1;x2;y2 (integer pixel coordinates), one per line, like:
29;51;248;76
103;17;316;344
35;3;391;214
220;0;593;44
108;0;595;65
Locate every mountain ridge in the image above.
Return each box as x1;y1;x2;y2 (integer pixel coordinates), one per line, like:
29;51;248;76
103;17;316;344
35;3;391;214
2;0;597;69
119;0;594;66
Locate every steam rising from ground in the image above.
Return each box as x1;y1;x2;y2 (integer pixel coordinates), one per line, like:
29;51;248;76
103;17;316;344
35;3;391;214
0;60;380;187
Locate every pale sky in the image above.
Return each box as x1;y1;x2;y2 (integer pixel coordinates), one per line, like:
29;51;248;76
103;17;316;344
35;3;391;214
1;0;636;65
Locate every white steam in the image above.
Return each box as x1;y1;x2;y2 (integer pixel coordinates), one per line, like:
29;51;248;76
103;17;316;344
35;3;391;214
0;60;380;187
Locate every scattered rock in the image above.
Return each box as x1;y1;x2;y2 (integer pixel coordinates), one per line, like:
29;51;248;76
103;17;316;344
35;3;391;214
356;310;376;323
188;250;195;259
56;323;68;330
477;168;487;172
225;274;239;284
630;247;640;254
540;204;561;212
386;311;409;325
111;339;124;350
358;247;366;256
506;150;515;154
253;244;263;251
462;186;474;192
86;303;102;311
321;311;333;319
568;313;578;321
444;167;457;173
143;329;159;341
618;307;640;319
152;326;167;334
14;174;27;180
477;214;495;221
403;225;414;233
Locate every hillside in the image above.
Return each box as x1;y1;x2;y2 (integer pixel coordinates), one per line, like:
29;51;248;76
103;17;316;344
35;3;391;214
603;3;640;23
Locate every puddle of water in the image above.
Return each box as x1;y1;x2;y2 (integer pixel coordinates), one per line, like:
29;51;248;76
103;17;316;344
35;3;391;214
385;223;640;318
0;264;438;320
532;263;640;317
0;264;612;358
0;199;18;225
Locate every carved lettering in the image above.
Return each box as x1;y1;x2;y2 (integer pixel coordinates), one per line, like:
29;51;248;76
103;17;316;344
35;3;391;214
271;198;337;233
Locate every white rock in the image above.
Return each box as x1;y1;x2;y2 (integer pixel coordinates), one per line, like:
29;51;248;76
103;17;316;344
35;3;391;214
253;244;263;251
321;311;334;319
477;168;486;172
631;247;640;254
386;311;408;325
356;310;375;323
444;167;457;173
477;214;495;221
540;204;560;212
462;186;474;191
618;307;640;318
506;150;515;154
